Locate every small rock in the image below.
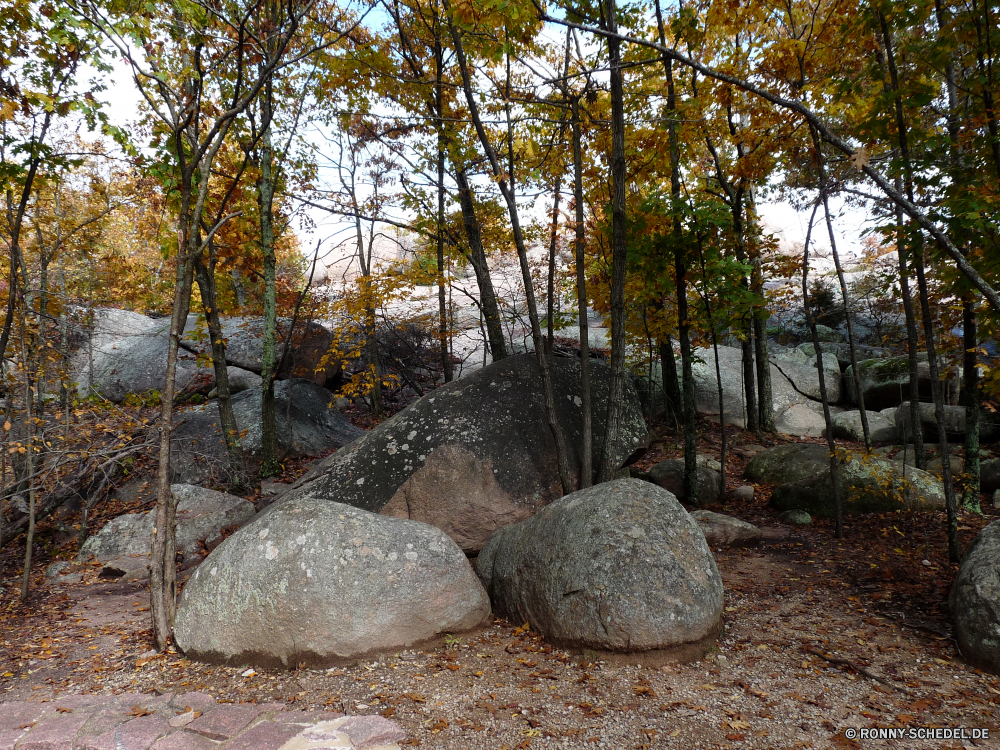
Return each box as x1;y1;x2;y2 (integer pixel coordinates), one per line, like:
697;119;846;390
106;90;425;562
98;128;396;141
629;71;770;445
45;561;70;578
640;458;722;506
994;489;1000;509
732;485;755;501
169;710;197;728
55;573;83;585
922;559;932;567
690;510;762;548
778;509;812;526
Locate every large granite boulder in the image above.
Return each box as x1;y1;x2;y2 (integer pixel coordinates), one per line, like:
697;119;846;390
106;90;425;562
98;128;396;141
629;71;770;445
77;485;254;567
745;443;832;485
72;312;342;401
813;324;845;343
775;401;841;438
770;455;945;516
982;459;1000;494
950;521;1000;674
689;510;761;548
476;479;722;652
683;346;840;431
274;355;647;553
171;379;363;487
844;357;961;410
830;410;898;443
638;458;722;505
75;315;212;402
178;316;342;386
798;342;891;369
174;498;490;667
894;402;1000;443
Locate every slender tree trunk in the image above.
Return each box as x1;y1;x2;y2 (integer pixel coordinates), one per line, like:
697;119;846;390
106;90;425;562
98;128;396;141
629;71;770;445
877;13;959;558
895;195;925;468
912;234;960;561
447;11;574;493
435;41;452;383
695;234;727;492
454;169;507;361
741;333;758;434
660;336;682;426
572;96;592;489
596;0;630;484
546;177;562;354
655;0;697;497
963;297;980;511
151;234;195;650
811;128;871;451
258;90;280;478
194;257;248;490
751;242;775;431
19;317;36;601
801;203;844;537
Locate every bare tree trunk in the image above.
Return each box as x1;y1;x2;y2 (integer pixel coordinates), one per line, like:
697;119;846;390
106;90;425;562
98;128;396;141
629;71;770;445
194;257;248;490
801;203;844;537
572;96;592;489
546;177;562;355
963;296;980;511
435;40;452;383
596;0;630;484
912;235;960;561
447;10;574;493
752;253;775;431
150;238;194;650
454;169;507;361
654;0;696;497
811;128;871;451
19;323;36;601
259;89;280;478
742;334;758;434
877;14;959;558
895;194;925;469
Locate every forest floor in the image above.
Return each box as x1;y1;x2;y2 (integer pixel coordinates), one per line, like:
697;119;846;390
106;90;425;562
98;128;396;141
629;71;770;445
2;419;1000;749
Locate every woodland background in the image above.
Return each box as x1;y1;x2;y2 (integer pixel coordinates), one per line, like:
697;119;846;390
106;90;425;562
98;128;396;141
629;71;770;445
1;0;999;653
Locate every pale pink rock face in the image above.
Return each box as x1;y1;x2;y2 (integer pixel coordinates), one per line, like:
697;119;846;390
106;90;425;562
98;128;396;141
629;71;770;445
0;693;406;750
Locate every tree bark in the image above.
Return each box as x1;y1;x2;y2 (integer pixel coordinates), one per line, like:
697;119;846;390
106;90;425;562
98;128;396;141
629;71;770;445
258;83;280;478
454;169;507;361
572;96;592;489
596;0;631;484
801;203;844;537
435;36;453;383
655;0;697;496
810;127;871;451
446;9;574;493
150;237;194;650
895;195;926;469
194;256;248;490
963;297;980;511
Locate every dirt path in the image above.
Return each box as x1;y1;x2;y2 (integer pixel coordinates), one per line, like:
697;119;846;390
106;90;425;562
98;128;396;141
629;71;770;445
3;506;998;750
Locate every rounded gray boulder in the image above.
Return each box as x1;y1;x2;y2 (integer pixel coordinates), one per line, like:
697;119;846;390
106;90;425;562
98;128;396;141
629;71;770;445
174;498;490;668
475;479;723;652
950;521;1000;674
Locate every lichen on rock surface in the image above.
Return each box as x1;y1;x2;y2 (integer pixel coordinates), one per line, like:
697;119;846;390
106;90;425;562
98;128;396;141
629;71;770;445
174;499;490;668
273;355;647;552
476;479;723;653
